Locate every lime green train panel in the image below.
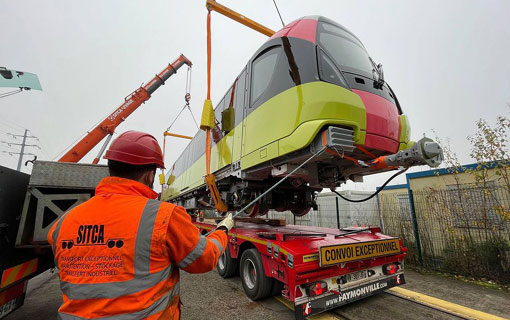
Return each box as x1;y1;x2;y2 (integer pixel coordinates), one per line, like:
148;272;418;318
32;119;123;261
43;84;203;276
163;81;366;200
398;114;412;150
232;121;243;162
242;82;366;169
243;82;365;155
219;130;235;168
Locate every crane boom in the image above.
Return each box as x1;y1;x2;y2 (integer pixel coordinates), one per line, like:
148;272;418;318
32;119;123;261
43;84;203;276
59;54;192;163
205;0;275;37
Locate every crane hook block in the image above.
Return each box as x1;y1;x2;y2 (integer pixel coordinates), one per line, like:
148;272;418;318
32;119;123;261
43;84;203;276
200;99;215;130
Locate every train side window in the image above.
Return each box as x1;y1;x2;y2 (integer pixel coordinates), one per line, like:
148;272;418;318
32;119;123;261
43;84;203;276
215;98;225;121
213;97;225;144
192;130;206;164
190;135;199;165
188;139;196;169
224;86;234;110
173;157;182;177
250;47;279;107
234;68;247;126
182;143;192;173
222;85;235;133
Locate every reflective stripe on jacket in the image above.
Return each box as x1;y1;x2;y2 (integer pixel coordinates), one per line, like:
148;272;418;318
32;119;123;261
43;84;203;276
47;177;227;319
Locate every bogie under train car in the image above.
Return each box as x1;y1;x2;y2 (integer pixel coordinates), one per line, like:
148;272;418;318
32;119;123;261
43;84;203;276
163;16;412;216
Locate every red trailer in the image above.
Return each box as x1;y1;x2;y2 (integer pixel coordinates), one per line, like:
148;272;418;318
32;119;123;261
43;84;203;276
193;218;407;319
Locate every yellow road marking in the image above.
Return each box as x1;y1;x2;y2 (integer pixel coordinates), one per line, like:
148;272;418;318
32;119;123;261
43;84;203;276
389;287;507;320
275;287;507;320
274;296;293;310
274;296;341;319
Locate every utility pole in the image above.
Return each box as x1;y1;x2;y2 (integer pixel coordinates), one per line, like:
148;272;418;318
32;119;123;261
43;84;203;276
17;129;28;171
1;129;40;171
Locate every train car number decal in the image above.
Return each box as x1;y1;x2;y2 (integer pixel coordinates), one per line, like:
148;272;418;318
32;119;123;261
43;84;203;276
319;239;400;267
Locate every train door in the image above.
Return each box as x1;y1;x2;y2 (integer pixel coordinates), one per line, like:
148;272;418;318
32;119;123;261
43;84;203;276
232;68;247;163
242;46;280;159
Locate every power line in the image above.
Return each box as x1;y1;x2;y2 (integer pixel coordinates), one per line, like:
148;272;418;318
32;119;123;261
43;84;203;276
1;129;41;171
0;117;26;130
0;152;17;168
34;139;53;159
0;143;17;151
0;88;26;99
0;121;23;134
0;129;12;136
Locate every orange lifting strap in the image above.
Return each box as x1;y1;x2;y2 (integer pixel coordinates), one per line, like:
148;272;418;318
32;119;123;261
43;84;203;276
201;11;228;212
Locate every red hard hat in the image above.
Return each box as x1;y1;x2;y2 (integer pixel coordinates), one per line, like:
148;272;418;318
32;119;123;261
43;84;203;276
104;131;164;168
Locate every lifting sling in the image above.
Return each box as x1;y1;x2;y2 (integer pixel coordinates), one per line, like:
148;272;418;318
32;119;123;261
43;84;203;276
200;10;228;212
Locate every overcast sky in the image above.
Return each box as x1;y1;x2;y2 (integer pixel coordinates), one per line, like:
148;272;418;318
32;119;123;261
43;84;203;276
1;0;509;190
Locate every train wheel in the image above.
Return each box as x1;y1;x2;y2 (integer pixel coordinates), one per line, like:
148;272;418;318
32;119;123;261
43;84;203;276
244;202;260;217
291;207;311;217
217;245;238;278
240;249;272;300
259;208;270;216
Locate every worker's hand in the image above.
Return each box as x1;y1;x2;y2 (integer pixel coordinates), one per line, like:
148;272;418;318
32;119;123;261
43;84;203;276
216;213;234;233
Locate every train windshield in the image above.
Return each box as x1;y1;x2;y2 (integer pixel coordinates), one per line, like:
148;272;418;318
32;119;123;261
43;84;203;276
317;22;374;77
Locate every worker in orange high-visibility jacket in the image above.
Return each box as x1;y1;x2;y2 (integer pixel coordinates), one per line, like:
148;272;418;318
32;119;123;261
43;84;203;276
48;130;233;320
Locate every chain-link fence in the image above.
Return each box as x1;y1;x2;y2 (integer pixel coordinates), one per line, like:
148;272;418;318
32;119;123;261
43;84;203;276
379;186;510;284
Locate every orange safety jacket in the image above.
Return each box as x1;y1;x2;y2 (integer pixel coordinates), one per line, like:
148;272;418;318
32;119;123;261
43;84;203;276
47;177;227;320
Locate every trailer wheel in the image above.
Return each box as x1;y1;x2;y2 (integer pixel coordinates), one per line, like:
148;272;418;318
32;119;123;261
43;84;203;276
270;279;283;296
217;245;238;278
240;249;272;300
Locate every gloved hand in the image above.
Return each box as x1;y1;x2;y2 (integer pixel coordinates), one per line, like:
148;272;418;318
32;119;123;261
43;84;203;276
216;213;234;233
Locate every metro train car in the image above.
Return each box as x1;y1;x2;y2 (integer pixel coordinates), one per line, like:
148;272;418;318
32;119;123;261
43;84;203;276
163;16;412;216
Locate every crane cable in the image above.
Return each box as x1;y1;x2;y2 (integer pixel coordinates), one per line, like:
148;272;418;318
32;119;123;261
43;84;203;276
165;67;197;132
272;0;285;27
160;67;196;194
184;67;200;129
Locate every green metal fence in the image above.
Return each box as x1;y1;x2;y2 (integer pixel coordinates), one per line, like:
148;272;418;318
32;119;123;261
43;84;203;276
379;186;510;284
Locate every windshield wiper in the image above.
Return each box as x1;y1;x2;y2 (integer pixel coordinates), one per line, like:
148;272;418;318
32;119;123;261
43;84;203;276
369;57;385;89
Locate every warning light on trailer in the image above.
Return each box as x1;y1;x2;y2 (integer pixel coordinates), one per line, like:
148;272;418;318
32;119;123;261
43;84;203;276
383;263;400;275
306;281;328;297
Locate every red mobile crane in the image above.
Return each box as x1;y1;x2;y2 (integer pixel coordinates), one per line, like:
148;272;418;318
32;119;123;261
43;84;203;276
0;55;191;318
59;54;192;164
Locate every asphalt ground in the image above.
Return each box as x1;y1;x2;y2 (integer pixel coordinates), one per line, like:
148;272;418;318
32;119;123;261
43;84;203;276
7;268;510;319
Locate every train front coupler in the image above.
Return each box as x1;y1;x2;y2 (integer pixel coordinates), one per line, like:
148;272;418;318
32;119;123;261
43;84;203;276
368;137;444;170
